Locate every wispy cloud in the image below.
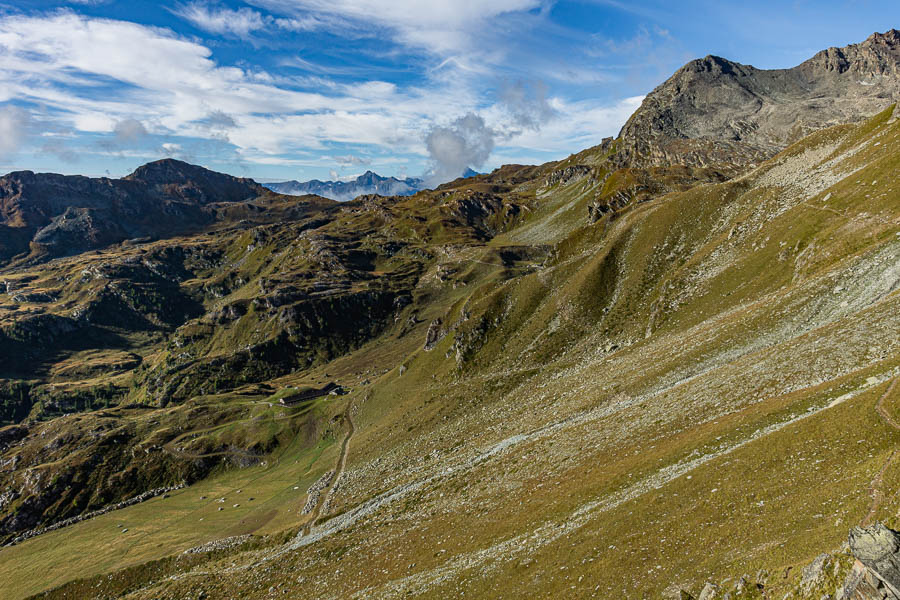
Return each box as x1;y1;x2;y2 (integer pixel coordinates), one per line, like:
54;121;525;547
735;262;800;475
0;105;31;159
173;1;334;38
173;2;269;37
333;154;370;166
252;0;545;55
498;79;556;132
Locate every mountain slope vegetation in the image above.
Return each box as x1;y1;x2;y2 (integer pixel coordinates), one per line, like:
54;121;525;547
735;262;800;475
1;31;900;600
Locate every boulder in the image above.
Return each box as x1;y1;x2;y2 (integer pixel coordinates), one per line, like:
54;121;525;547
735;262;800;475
841;523;900;599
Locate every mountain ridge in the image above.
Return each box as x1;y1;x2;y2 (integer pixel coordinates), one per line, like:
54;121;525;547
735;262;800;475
0;159;273;264
617;28;900;168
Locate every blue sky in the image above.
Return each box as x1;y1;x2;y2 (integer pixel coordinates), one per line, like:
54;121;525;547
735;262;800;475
0;0;898;183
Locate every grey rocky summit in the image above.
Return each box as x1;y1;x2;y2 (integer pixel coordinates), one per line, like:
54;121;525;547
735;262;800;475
618;29;900;168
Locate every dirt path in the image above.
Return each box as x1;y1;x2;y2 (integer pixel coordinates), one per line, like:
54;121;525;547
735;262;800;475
302;399;356;535
862;378;899;526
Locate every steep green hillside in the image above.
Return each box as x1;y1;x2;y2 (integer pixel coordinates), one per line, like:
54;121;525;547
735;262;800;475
2;105;898;599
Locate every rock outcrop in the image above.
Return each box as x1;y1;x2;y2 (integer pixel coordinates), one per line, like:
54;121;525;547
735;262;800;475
842;524;900;599
681;525;900;599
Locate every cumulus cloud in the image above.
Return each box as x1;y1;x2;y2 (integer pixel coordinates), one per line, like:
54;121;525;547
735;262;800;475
425;113;495;185
420;81;558;185
0;106;31;160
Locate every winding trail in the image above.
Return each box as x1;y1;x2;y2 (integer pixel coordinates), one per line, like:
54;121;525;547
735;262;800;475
303;399;356;535
862;378;899;527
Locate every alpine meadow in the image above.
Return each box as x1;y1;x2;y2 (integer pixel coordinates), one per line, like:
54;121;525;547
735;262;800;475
2;3;900;599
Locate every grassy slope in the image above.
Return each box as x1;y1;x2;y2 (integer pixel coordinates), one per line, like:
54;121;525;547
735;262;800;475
2;108;900;599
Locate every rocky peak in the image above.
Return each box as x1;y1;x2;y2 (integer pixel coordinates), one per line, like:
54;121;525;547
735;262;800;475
125;158;207;184
617;30;900;168
862;28;900;51
804;29;900;76
357;170;382;184
682;55;754;77
125;159;263;204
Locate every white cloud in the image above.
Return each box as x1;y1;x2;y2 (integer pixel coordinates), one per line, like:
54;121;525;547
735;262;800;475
273;16;331;32
113;118;149;143
0;13;426;150
0;105;31;159
0;11;644;176
173;2;269;37
425;113;495;184
173;2;334;38
500;95;645;153
253;0;544;54
333;154;370;166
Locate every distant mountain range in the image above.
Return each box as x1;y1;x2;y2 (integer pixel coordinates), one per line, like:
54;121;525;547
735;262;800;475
264;168;479;201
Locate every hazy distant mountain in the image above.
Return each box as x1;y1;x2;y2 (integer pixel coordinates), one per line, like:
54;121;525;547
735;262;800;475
264;168;479;201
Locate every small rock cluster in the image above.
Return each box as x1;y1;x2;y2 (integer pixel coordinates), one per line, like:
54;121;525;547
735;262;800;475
302;470;334;514
684;524;900;600
181;534;252;555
